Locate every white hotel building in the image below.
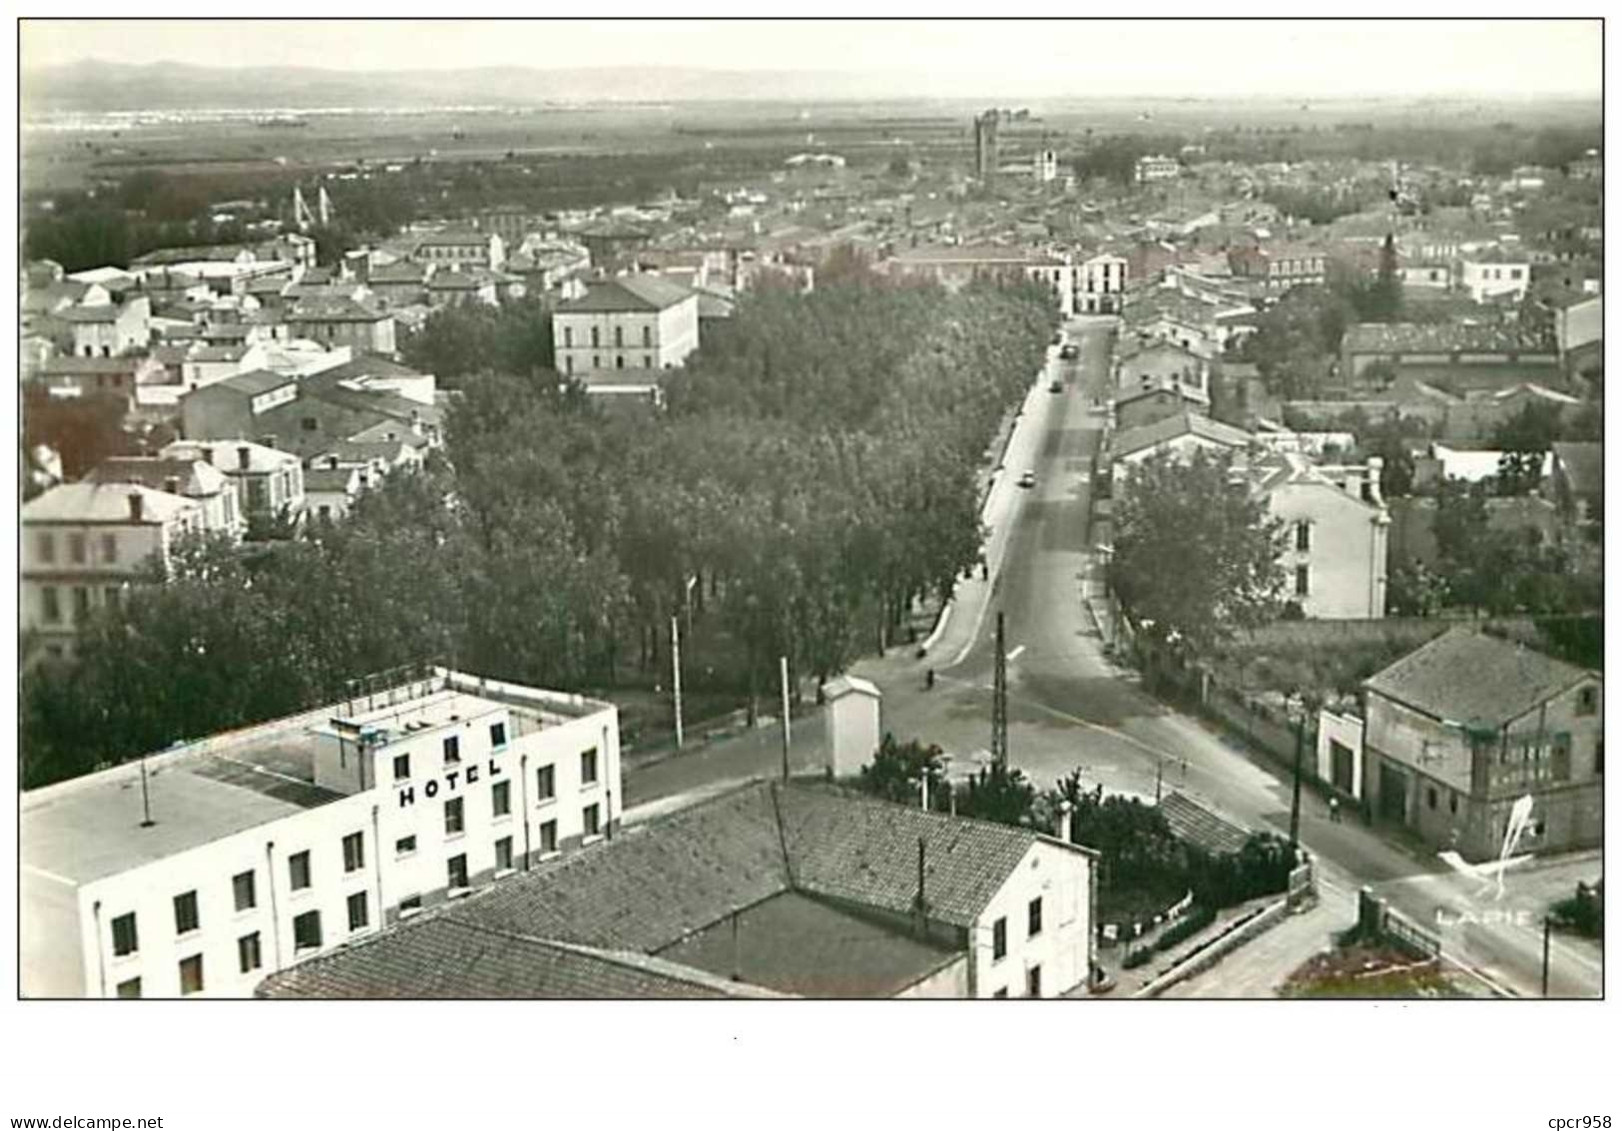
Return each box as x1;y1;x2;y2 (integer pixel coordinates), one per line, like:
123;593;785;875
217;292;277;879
21;668;622;998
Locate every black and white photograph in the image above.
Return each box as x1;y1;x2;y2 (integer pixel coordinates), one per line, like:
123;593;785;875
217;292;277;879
4;12;1613;1128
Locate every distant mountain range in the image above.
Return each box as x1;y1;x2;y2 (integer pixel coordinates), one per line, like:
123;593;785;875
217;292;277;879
21;60;1014;111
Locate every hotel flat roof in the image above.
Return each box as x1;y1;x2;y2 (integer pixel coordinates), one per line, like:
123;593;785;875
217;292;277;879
21;670;615;888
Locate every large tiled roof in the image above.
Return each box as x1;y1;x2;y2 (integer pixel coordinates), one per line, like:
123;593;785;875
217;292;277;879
776;785;1049;928
451;783;788;952
255;916;768;999
1158;792;1250;856
557;275;696;313
201;368;295;397
20;482;202;524
289;295;389;322
1343;321;1549;355
1364;627;1595;727
1110;411;1250;461
85;456;231;498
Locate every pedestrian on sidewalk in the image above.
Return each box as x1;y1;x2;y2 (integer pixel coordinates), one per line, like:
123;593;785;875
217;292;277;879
1328;796;1341;823
926;668;935;690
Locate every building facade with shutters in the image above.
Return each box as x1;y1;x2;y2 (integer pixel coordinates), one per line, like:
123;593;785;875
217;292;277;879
21;669;622;998
552;275;700;377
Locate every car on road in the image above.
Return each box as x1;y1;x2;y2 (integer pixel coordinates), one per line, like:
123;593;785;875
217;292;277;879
1049;380;1064;394
1017;470;1036;489
1059;344;1079;360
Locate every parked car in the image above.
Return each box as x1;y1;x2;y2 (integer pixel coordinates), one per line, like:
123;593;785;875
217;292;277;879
1059;344;1080;360
1017;470;1037;489
1049;380;1064;394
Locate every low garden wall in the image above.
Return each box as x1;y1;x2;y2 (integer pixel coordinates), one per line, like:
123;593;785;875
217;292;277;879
1132;896;1292;998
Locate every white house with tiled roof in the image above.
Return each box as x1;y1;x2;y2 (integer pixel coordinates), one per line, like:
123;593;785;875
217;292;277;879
256;780;1098;1000
20;482;208;659
552;275;700;377
1249;451;1389;620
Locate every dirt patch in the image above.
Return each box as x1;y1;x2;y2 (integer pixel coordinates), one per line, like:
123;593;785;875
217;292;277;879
1280;943;1469;999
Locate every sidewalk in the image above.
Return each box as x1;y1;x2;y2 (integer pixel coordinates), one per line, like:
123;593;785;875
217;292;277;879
1160;887;1352;998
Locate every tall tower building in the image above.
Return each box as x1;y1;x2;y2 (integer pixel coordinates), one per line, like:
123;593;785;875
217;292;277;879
974;110;1000;182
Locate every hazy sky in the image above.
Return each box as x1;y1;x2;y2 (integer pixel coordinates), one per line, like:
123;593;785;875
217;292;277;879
19;18;1602;98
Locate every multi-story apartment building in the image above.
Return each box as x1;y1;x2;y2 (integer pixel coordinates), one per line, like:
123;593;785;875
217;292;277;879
411;229;506;271
60;295;152;358
1252;453;1390;620
1227;244;1327;293
21;668;623;998
287;295;397;356
83;454;245;540
1361;629;1602;858
552;276;700;377
19;483;208;660
161;440;306;533
1459;250;1531;304
1077;253;1128;314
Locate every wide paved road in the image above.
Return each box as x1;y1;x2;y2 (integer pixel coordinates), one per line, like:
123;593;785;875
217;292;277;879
623;315;1601;998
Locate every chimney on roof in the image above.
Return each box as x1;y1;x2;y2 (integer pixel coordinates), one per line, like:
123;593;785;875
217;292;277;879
163;476;181;496
237;445;251;471
1059;800;1074;845
913;836;929;938
260;435;277;451
127;491;144;523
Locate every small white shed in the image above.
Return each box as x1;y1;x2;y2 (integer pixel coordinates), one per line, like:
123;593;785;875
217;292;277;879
823;674;883;778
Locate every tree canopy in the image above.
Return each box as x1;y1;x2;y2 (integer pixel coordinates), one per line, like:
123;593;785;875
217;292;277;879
1109;449;1286;652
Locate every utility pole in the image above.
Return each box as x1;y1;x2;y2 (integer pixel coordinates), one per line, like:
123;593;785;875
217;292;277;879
1155;757;1164;804
671;616;684;751
992;611;1009;767
1542;916;1552;997
1289;697;1305;848
779;655;791;782
138;754;155;828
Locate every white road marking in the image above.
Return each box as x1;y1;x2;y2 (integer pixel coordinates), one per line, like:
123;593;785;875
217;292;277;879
1005;645;1026;662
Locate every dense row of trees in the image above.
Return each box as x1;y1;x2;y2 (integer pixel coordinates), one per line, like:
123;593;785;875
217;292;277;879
20;270;1058;787
400;297;557;385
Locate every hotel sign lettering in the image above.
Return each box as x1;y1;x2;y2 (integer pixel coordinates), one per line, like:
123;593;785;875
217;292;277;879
398;755;504;808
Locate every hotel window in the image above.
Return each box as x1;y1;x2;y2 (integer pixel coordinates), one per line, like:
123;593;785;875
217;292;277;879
590;326;600;348
538;819;558;854
536;764;555;800
393;753;411;782
1294;566;1310;598
490;721;507;749
1295;521;1311;553
293;910;322;951
99;533;116;561
1028;897;1043;939
447;853;469;891
41;587;61;624
1427;787;1438;810
69;533;87;564
443;734;461;764
992;917;1007;961
616;355;625;369
173;891;200;935
1450;793;1459;815
73;587;92;621
116;978;142;999
38;532;55;563
232;870;257;912
396;835;417;857
179;955;205;996
1577;686;1597;716
642;326;652;348
492;779;511;818
445;797;465;836
565;356;574;374
564;326;574;348
583;803;601;838
644;356;652;368
238;932;262;974
494;836;514;872
347;892;369;932
614;325;624;348
111;912;139;958
399;894;422;914
581;748;599;786
342;831;365;873
1026;965;1042;998
289;850;311;891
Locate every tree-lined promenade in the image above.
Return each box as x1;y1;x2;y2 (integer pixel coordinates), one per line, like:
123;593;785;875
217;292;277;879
20;267;1059;788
